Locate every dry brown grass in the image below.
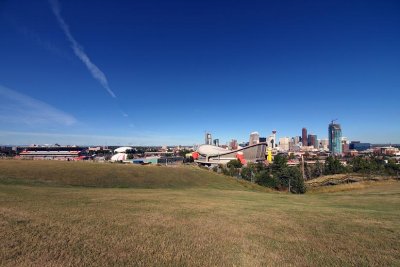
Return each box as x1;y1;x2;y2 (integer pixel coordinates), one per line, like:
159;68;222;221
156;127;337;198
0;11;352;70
0;160;399;266
307;180;398;193
306;173;398;193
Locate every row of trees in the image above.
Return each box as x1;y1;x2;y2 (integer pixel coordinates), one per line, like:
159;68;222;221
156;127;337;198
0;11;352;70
304;156;400;179
216;154;399;193
217;155;307;194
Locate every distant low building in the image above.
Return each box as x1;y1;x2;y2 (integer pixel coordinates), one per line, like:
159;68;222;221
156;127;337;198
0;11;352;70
349;142;371;151
374;146;399;156
343;144;350;153
19;146;84;160
320;139;329;151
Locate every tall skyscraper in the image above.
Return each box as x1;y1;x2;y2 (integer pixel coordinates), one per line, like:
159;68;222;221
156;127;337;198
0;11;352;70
205;132;212;145
268;130;277;148
308;134;318;148
294;136;301;145
329;122;342;154
249;132;260;146
302;128;308;146
213;139;219;147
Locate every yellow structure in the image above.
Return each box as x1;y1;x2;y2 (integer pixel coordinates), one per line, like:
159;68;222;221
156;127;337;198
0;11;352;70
267;148;272;163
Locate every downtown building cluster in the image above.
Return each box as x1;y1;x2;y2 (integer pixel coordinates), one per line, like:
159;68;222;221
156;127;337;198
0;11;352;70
206;120;398;158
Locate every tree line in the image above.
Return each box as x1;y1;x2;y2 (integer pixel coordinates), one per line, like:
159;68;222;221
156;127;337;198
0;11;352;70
304;155;400;179
215;155;306;194
215;154;400;194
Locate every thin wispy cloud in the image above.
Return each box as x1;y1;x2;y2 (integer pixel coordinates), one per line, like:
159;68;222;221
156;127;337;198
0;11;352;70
49;0;117;99
3;14;72;61
0;85;77;126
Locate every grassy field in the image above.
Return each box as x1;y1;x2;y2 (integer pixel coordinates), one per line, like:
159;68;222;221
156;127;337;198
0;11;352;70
0;160;262;190
1;160;399;266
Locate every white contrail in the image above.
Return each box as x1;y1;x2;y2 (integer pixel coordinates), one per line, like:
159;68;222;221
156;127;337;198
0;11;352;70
49;0;116;98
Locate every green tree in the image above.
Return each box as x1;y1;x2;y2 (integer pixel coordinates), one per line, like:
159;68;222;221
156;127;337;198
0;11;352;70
324;156;345;175
271;154;288;176
221;160;243;177
279;167;306;194
240;166;253;181
227;159;243;169
350;156;386;175
385;159;400;176
311;160;323;178
255;170;279;188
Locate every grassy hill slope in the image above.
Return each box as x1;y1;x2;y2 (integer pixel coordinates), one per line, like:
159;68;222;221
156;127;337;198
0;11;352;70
0;160;261;190
0;180;399;266
0;160;399;266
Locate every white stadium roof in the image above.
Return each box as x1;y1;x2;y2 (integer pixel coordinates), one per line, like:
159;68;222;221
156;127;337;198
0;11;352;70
114;147;134;153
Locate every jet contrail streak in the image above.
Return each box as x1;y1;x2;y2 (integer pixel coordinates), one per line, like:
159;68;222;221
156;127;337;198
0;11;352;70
49;0;116;98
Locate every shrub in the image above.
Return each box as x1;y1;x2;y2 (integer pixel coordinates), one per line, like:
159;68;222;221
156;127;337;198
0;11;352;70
278;167;306;194
227;159;243;169
240;166;253;181
255;170;279;188
324;156;345;175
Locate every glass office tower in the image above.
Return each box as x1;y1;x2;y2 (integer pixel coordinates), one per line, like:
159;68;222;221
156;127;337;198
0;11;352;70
329;123;342;154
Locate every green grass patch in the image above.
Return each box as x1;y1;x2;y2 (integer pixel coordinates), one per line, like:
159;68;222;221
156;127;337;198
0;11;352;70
0;160;261;190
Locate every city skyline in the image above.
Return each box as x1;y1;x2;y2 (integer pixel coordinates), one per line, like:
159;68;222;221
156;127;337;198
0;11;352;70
1;122;399;146
1;0;400;145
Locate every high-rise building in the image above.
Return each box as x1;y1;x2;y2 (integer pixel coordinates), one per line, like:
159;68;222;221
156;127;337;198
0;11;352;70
259;137;267;143
308;134;318;148
341;137;349;153
205;132;212;145
279;137;290;151
229;139;238;150
213;139;219;147
289;138;295;151
294;136;301;145
272;130;277;145
267;130;277;148
249;132;260;146
289;139;301;152
329;122;342;154
302;128;308;146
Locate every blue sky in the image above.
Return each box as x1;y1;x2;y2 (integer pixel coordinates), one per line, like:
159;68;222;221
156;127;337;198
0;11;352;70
0;0;399;145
